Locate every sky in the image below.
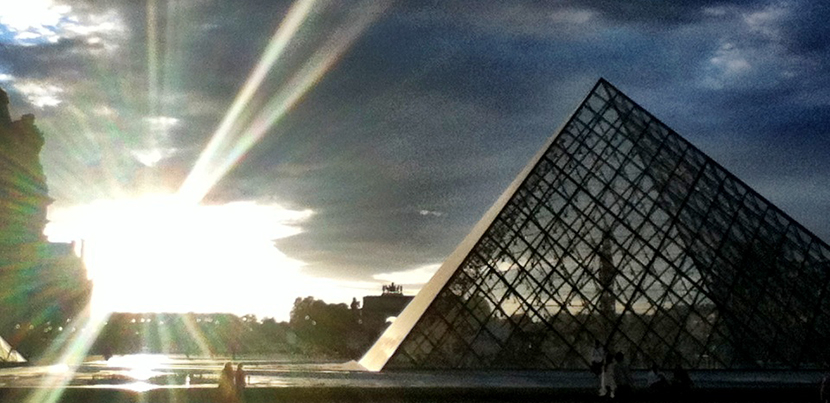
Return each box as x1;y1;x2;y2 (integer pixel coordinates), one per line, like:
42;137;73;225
0;0;828;321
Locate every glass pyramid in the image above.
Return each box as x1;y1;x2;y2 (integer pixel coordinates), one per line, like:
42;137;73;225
360;79;830;371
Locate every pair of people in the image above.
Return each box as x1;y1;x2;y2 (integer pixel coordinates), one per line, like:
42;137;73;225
599;351;632;399
591;342;633;399
218;362;246;402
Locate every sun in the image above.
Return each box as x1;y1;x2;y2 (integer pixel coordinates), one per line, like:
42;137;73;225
46;194;313;319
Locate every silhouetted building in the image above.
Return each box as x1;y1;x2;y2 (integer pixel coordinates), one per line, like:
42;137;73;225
0;87;91;359
0;89;49;244
362;283;413;341
360;79;830;371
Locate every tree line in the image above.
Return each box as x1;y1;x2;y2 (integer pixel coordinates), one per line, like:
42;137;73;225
9;296;381;362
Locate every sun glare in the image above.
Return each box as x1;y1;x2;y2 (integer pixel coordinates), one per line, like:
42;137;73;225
46;195;313;319
36;0;395;324
106;353;169;381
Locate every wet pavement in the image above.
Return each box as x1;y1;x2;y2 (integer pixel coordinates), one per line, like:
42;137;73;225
0;355;824;402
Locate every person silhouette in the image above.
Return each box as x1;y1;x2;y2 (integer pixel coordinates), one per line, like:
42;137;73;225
218;362;236;403
235;363;247;401
613;352;632;397
670;365;692;391
600;351;616;398
590;340;605;376
647;364;669;392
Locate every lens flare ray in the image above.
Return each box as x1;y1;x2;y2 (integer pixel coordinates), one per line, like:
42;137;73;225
24;306;109;403
178;0;317;202
179;0;390;203
17;3;389;400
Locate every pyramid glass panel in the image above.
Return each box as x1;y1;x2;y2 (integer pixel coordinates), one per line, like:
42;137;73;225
359;79;830;371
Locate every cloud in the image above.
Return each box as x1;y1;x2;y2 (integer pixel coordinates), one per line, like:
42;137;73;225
130;147;178;167
12;80;64;108
549;8;595;25
697;1;825;90
2;0;828;316
701;42;753;89
400;2;604;40
0;1;125;48
230;74;551;277
419;209;445;217
140;116;180;165
743;2;788;39
399;1;747;43
145;116;179;129
0;0;70;45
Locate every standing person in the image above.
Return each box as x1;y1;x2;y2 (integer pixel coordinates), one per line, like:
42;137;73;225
613;352;632;397
235;363;247;402
647;364;669;392
600;352;616;398
590;340;605;376
218;362;236;403
670;365;692;392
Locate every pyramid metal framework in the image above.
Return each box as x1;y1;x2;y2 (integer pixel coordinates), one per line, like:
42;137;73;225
359;79;830;371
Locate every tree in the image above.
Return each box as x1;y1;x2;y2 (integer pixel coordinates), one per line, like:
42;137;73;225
289;297;362;358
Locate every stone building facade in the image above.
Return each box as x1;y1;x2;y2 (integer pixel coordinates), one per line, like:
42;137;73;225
0;88;91;360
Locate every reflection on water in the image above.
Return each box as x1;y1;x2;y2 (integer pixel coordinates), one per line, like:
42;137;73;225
114;381;156;393
46;364;71;375
106;354;170;381
83;354;218;390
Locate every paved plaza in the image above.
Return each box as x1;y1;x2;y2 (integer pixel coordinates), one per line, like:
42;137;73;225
0;355;824;402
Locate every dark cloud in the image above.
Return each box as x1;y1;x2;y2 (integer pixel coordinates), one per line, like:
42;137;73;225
3;0;829;284
206;0;830;278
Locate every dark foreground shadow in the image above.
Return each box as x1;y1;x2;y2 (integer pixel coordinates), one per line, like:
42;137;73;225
0;385;821;403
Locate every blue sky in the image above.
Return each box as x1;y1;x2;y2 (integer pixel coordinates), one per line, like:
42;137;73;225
1;0;828;318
